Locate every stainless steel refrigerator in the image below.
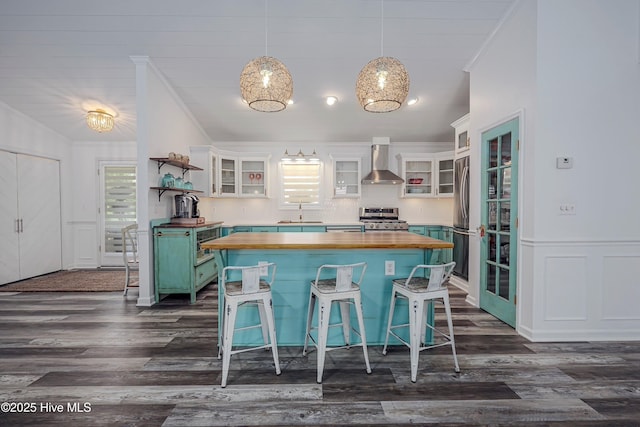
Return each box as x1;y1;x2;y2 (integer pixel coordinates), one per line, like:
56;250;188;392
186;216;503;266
452;156;470;280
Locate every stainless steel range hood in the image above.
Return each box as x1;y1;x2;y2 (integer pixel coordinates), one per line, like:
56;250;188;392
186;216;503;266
361;140;404;185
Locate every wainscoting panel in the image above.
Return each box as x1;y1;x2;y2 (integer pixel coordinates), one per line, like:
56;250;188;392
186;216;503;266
601;255;640;320
519;239;640;342
543;256;588;321
72;222;98;268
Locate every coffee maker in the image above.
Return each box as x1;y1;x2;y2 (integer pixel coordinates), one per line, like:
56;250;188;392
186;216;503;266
174;194;199;219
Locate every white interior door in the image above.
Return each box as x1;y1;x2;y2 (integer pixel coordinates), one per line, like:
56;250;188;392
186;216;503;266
0;150;20;284
17;154;62;279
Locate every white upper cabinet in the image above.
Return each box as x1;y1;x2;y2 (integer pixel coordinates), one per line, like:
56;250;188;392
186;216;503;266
451;113;470;157
398;151;454;198
331;156;361;198
190;146;269;198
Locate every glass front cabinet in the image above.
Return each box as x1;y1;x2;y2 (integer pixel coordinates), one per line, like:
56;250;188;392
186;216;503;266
331;156;361;198
451;113;470;157
398;152;454;198
189;146;269;198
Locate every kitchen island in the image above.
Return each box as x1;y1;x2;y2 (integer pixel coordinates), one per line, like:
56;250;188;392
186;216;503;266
202;232;453;346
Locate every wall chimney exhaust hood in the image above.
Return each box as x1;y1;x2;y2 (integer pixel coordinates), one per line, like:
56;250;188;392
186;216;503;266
361;138;404;185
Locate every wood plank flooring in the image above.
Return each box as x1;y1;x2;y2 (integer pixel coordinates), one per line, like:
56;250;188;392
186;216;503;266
1;284;639;426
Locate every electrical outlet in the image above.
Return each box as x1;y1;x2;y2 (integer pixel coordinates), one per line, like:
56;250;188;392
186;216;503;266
559;204;576;215
258;261;268;275
385;260;395;276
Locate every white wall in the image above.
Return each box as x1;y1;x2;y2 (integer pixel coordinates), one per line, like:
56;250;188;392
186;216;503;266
470;0;640;341
0;101;74;270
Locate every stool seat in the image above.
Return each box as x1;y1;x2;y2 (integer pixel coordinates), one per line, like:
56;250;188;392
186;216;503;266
224;280;271;296
219;263;280;388
303;262;372;383
383;261;460;382
314;279;360;293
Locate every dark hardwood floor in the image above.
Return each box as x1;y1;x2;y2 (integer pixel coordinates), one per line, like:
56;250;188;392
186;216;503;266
1;284;639;426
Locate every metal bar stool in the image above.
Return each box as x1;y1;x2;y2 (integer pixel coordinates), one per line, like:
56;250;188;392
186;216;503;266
303;262;372;383
218;263;280;387
382;261;460;382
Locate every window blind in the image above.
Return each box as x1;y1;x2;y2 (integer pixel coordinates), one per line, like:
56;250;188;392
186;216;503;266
104;166;137;253
281;162;321;205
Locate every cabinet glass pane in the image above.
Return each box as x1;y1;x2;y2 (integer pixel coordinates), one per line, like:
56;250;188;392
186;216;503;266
335;160;359;195
458;131;468;149
241;160;265;196
406;160;432;195
221;158;236;194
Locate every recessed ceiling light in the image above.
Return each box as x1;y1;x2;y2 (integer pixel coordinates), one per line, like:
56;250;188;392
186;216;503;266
407;97;419;106
326;96;338;106
287;99;294;105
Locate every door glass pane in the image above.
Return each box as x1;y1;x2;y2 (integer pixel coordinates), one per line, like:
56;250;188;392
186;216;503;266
498;267;510;299
501;133;512;165
499;202;510;232
501;167;511;198
500;234;510;265
489;138;499;168
487;264;496;293
488;233;497;262
488;170;498;200
104;166;136;254
488;202;497;230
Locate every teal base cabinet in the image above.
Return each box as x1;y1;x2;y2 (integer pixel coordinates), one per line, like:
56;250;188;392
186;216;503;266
408;225;453;264
154;223;221;304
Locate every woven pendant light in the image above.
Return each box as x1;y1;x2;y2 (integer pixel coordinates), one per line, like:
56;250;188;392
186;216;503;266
355;0;409;113
239;0;293;112
240;56;293;112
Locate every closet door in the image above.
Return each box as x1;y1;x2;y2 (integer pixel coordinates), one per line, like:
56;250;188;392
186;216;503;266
0;151;20;284
17;154;62;279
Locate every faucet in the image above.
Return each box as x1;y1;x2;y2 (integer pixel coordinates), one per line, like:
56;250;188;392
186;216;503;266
298;203;303;222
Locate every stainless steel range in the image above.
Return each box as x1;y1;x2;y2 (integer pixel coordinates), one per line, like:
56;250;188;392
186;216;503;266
359;207;409;232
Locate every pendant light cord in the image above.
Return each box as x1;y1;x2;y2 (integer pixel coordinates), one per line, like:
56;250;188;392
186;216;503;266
380;0;384;57
265;0;269;56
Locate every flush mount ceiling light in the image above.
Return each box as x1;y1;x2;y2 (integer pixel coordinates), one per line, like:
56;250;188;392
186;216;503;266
407;97;419;106
86;109;114;133
240;0;293;112
355;0;409;113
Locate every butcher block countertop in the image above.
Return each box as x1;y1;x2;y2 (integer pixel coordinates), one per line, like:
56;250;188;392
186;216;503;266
201;231;453;250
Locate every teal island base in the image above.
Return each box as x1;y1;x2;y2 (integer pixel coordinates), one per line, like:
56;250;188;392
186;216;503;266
213;247;440;347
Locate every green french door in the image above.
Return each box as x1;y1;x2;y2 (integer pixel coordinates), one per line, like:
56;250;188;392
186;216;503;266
480;118;519;327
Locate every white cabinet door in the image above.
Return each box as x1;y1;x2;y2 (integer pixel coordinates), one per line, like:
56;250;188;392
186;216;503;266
0;151;20;284
17;154;62;279
332;157;361;198
239;158;268;197
398;152;454;198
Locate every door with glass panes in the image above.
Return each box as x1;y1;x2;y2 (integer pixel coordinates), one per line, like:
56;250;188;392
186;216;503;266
479;118;518;327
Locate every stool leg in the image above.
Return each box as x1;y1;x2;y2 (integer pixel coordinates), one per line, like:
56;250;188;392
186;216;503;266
339;300;351;346
221;299;238;388
382;288;397;355
316;298;331;383
420;300;430;345
123;268;130;296
353;292;371;374
257;301;269;346
263;294;281;376
303;292;316;356
442;293;460;373
409;297;424;383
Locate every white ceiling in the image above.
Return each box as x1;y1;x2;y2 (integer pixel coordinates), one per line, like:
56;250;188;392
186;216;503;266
0;0;515;144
